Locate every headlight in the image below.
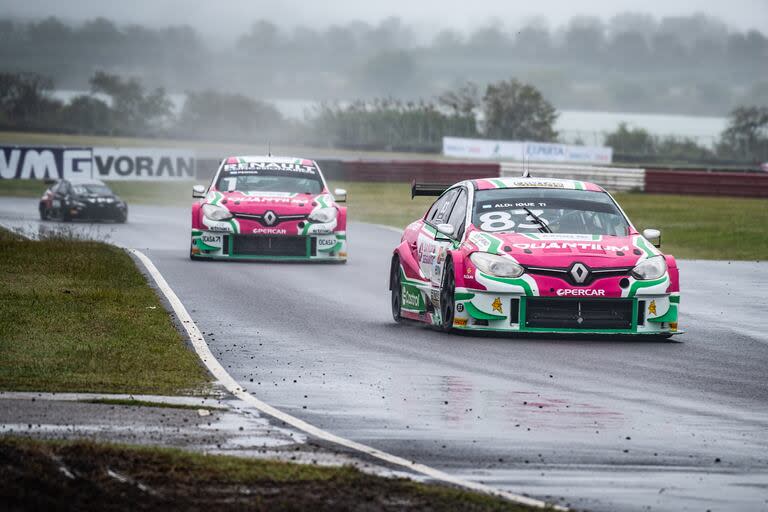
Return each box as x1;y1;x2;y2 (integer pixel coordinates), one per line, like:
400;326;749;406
202;203;232;221
72;200;87;207
631;255;667;280
470;252;524;278
308;207;337;223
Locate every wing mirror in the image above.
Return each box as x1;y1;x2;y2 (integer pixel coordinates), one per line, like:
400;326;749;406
436;223;455;238
643;228;661;247
192;184;206;198
334;188;347;203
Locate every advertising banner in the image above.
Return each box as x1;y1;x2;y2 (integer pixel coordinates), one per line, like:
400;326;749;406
443;137;612;164
0;146;196;180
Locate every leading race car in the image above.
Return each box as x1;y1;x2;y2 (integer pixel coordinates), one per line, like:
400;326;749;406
190;155;347;262
390;176;681;337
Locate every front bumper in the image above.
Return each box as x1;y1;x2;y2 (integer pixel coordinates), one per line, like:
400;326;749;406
452;289;680;335
69;203;126;221
191;230;347;261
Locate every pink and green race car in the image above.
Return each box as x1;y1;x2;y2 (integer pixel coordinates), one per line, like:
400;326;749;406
191;156;347;261
390;176;680;337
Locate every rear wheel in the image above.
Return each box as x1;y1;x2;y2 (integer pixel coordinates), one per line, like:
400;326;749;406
39;204;48;220
390;257;403;323
439;260;455;332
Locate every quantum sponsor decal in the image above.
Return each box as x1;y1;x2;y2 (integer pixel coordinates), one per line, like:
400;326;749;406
556;289;606;297
512;242;628;251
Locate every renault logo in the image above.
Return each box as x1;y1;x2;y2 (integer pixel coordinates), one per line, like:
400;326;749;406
263;210;277;226
570;262;589;284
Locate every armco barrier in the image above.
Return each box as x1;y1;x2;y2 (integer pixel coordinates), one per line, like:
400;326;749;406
500;162;645;192
645;169;768;198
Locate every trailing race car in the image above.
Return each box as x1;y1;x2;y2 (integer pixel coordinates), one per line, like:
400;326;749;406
39;178;128;223
390;176;680;337
190;156;347;261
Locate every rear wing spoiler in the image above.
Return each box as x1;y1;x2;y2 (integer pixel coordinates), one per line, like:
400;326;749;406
411;181;449;199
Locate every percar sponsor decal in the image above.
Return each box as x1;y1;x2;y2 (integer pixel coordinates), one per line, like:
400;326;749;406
556;289;605;296
253;228;288;235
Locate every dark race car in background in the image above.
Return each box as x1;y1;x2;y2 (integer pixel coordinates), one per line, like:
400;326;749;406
39;178;128;223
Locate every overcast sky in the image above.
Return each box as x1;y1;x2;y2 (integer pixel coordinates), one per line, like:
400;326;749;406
2;0;766;39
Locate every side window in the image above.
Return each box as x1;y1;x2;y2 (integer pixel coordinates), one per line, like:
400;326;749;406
427;188;460;225
446;187;468;237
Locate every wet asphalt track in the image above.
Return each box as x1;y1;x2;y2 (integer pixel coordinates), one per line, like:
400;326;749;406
2;197;768;512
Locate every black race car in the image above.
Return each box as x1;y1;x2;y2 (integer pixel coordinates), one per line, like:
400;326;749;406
39;178;128;223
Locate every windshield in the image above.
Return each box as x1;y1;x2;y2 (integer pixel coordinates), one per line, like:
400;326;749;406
73;184;111;195
216;161;323;194
473;188;630;236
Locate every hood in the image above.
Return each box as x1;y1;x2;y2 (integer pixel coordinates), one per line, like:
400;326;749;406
209;190;322;215
466;231;654;268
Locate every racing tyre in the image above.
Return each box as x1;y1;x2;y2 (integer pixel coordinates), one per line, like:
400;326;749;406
39;205;49;221
390;257;403;323
439;260;455;332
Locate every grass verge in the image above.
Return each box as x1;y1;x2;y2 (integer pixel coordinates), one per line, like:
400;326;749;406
0;437;543;511
0;227;209;394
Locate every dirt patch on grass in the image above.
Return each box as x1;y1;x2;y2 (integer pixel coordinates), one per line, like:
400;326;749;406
0;437;542;511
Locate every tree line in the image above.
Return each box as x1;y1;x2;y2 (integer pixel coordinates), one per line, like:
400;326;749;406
0;14;766;116
1;71;767;165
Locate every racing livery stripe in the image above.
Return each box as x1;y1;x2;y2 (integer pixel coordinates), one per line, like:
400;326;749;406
478;272;534;296
465;301;506;320
635;235;656;258
627;275;668;297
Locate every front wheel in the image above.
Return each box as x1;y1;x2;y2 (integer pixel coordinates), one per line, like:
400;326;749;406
390;257;403;323
439;260;455;332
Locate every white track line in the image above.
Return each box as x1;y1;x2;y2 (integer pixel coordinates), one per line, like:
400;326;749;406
129;247;556;510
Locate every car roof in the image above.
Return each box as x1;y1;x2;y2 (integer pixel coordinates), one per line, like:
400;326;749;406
223;155;317;166
470;176;604;192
